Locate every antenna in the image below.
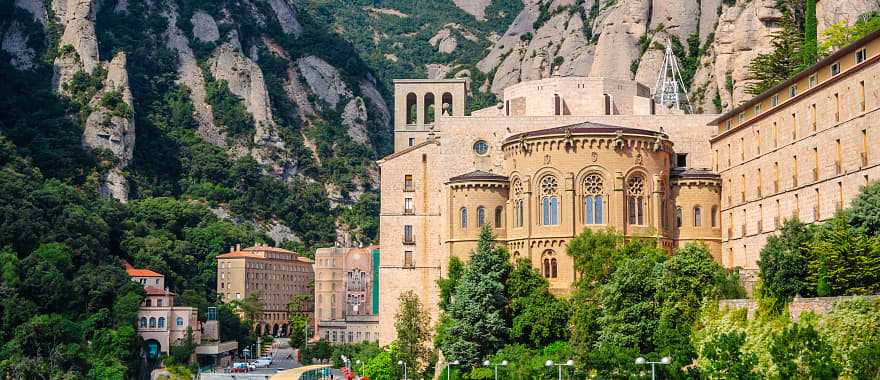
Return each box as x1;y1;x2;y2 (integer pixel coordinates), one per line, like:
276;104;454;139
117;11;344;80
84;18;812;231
652;39;693;114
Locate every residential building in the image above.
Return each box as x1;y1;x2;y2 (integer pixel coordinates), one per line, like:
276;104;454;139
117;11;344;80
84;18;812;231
314;246;380;344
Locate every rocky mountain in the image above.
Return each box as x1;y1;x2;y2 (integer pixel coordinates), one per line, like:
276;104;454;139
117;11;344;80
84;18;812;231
1;0;877;249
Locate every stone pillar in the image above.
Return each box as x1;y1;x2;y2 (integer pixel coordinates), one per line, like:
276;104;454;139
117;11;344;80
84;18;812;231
652;173;664;236
416;92;425;127
613;171;625;231
524;176;533;260
565;172;575;236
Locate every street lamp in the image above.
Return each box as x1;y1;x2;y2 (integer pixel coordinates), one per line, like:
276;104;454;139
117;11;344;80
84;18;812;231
635;356;671;380
355;359;365;377
545;359;574;380
397;360;408;380
483;359;508;380
447;360;459;380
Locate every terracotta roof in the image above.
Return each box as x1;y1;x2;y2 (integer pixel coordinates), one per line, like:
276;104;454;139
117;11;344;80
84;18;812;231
242;245;296;254
144;285;175;296
126;267;163;277
503;122;662;144
671;168;720;179
216;251;263;259
448;170;508;183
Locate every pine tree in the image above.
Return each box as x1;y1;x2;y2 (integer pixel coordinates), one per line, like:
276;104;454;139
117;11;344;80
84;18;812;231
746;13;804;95
441;226;511;367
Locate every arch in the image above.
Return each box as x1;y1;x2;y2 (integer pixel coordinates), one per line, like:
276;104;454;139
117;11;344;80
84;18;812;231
582;173;606;225
551;258;558;278
495;206;503;228
140;317;147;328
676;207;683;227
460;207;468;229
281;324;289;336
406;93;417;124
424;93;436;124
693;206;702;227
626;174;646;225
711;206;718;227
442;92;453;116
477;206;486;226
158;317;165;328
149;317;157;328
539;175;560;225
144;339;162;359
543;258;550;278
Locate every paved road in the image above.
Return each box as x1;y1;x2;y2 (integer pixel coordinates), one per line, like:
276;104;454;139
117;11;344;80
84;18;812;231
201;339;302;379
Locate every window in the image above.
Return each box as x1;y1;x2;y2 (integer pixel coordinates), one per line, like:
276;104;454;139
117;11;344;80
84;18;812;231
627;175;645;225
831;62;841;76
513;180;524;227
495;207;503;228
809;73;818;87
404;175;413;192
157;299;163;307
473;140;489;155
771;94;780;107
789;84;797;98
140;317;147;328
711;206;718;227
145;299;151;307
738;112;745;124
408;138;415;147
149;317;156;328
459;208;468;229
583;174;605;225
158;317;165;328
754;104;762;115
856;48;867;64
860;80;866;112
726;120;732;131
404;251;413;268
403;225;413;243
176;317;184;326
540;176;560;225
477;206;486;226
542;251;557;278
694;206;702;227
675;207;683;227
675;154;688;168
404;197;413;214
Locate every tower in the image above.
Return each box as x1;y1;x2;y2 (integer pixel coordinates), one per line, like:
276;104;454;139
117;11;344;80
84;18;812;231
652;40;693;114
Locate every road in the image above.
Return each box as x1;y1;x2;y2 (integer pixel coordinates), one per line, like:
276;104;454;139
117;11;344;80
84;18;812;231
200;339;302;379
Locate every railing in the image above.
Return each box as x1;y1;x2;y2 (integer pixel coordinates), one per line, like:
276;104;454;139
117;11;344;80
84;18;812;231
403;208;414;215
404;184;414;192
403;236;415;244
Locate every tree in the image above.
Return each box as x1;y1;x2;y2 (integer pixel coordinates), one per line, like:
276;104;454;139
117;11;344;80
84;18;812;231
757;219;813;309
699;330;759;380
395;291;432;375
232;290;264;325
437;256;465;312
820;12;880;55
442;226;511;367
849;180;880;235
746;13;805;95
770;319;841;379
288;293;313;347
507;260;569;347
565;228;624;287
806;214;880;296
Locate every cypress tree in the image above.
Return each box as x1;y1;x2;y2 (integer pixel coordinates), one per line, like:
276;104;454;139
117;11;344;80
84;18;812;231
803;0;818;66
441;226;511;366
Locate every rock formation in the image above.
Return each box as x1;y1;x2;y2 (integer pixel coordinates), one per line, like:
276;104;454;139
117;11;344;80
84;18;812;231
452;0;493;20
297;55;352;108
52;0;100;92
2;22;37;70
267;0;303;36
191;11;220;43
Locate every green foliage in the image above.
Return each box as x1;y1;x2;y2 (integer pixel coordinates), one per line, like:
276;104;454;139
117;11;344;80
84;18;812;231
770;319;841;379
746;12;805;95
757;219;813;309
100;91;133;119
442;226;511;367
819;12;880;55
507;260;569;347
565;228;624;287
802;0;818;66
203;70;255;139
395;291;433;375
438;256;465;312
288;293;313;348
849;180;880;234
817;298;880;378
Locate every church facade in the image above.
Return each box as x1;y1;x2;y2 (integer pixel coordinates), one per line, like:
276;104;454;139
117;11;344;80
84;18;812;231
376;31;880;345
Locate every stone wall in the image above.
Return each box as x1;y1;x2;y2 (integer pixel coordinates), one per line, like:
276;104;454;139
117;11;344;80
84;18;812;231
719;295;880;320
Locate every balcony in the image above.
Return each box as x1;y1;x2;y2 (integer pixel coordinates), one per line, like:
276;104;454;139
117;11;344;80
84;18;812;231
812;168;819;182
404;185;414;192
862;152;869;168
403;235;415;245
403;208;414;215
835;161;842;175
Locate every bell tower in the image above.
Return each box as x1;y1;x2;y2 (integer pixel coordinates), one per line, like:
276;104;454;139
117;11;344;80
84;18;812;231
392;79;468;152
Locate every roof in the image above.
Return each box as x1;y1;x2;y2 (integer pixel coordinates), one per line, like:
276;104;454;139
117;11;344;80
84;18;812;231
125;267;162;277
216;251;263;259
710;28;880;125
242;245;296;254
377;139;437;163
503;121;662;144
671;168;720;179
217;244;310;262
448;170;508;183
144;285;175;296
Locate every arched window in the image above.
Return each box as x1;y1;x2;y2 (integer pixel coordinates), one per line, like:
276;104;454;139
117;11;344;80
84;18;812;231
442;92;453;116
460;207;468;229
145;299;151;307
406;93;417;124
554;94;561;115
495;206;503;228
424;93;436;124
176;317;184;326
551;258;558;278
694;206;702;227
149;317;157;328
140;317;147;328
513;180;524;227
627;175;646;225
543;258;550;278
676;207;683;227
477;206;486;226
540;176;559;225
583;174;605;224
711;206;718;227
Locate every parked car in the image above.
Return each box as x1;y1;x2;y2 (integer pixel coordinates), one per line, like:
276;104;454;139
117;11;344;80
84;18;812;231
254;358;272;368
231;363;249;373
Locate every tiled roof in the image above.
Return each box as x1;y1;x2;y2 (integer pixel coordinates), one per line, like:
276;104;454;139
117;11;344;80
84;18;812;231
503;122;660;144
125;267;163;277
144;285;174;296
448;170;508;183
242;245;296;254
216;251;263;259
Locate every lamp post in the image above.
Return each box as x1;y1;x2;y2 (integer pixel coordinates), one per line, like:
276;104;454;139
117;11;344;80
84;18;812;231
483;359;508;380
447;360;459;380
355;359;365;378
635;356;671;380
545;359;574;380
397;360;408;380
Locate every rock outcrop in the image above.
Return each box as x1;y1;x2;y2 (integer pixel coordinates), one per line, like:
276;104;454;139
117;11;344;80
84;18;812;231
452;0;493;20
341;97;369;145
81;52;135;202
191;11;219;43
52;0;100;92
297;55;352;108
15;0;48;26
2;22;37;70
817;0;879;35
267;0;303;36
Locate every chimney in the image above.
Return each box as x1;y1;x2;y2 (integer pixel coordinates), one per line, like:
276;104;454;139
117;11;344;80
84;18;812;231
236;243;241;251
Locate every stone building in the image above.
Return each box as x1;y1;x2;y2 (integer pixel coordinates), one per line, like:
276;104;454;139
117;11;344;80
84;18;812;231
710;30;880;278
216;244;315;336
376;29;880;346
124;263;201;358
314;246;381;345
